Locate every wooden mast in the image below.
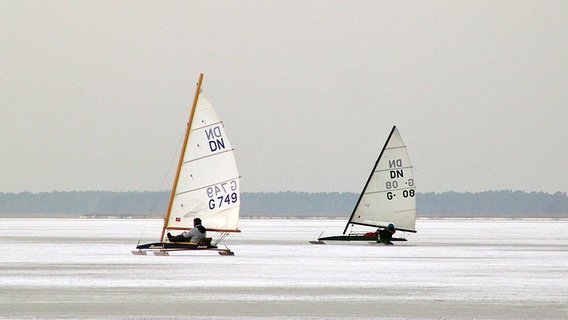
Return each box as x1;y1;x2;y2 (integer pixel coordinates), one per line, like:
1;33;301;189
159;73;204;241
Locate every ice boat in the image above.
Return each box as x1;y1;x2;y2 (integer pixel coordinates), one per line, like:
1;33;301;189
310;126;417;245
132;73;240;256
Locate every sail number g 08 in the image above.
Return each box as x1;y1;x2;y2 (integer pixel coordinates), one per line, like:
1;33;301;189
386;189;415;200
207;180;238;210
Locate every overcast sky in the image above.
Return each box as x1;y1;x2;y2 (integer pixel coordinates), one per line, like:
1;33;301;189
2;1;567;194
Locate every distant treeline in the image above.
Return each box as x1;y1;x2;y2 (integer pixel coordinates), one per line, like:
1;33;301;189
0;190;567;217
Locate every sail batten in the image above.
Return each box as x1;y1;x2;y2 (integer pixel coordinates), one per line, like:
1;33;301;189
175;176;241;196
191;121;224;132
182;148;235;164
374;165;413;173
384;146;406;151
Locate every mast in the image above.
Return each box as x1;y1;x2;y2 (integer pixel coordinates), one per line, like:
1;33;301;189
159;73;204;241
342;125;397;235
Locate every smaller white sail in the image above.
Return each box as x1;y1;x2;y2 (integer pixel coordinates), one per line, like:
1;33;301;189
164;88;240;237
347;126;416;232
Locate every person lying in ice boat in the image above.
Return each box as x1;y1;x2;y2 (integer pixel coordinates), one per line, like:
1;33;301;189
167;218;206;243
362;223;396;244
378;223;396;245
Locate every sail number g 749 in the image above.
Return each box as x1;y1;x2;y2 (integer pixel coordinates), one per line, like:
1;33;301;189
207;180;238;210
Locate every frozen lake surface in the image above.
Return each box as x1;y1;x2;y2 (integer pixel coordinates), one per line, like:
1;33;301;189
1;218;567;319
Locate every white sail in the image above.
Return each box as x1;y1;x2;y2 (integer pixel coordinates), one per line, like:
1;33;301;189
163;86;240;237
346;126;416;232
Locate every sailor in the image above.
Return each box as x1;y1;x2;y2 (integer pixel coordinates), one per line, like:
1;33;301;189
378;223;396;245
167;218;207;243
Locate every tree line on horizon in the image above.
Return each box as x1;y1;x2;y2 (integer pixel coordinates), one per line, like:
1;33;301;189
0;190;567;217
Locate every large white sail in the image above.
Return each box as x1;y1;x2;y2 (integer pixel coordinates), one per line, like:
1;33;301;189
163;88;240;237
346;126;416;232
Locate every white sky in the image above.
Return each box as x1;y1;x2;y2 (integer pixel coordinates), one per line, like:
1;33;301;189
2;1;567;194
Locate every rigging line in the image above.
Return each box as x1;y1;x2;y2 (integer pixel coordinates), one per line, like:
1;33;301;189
162;132;186;192
138;135;183;242
213;232;229;246
136;132;185;242
317;219;335;237
135;218;152;244
317;192;358;237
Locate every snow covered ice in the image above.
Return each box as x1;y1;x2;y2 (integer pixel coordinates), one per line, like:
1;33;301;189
1;218;567;319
